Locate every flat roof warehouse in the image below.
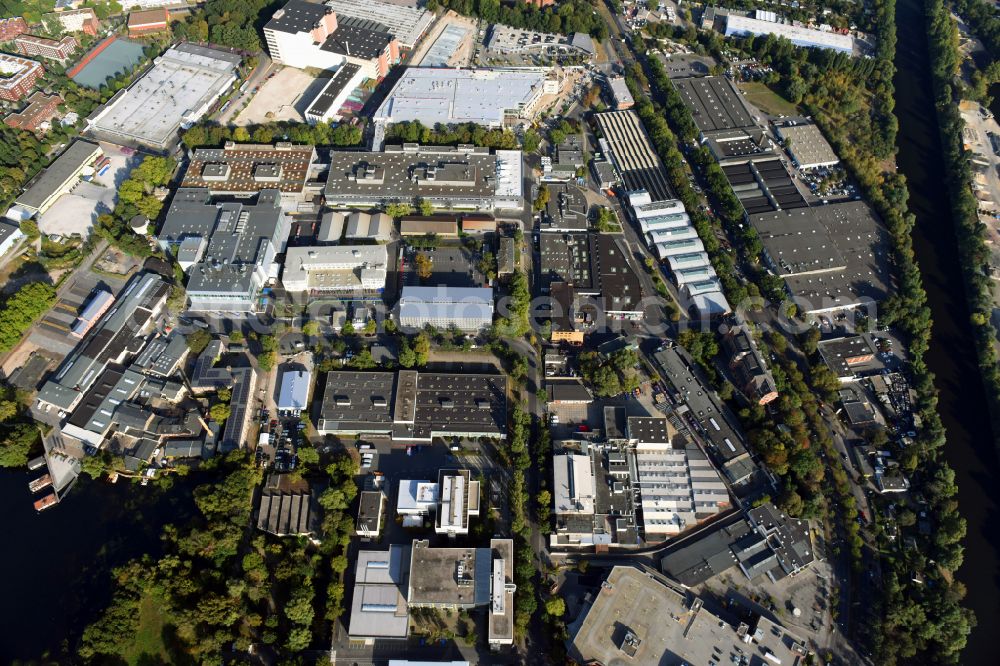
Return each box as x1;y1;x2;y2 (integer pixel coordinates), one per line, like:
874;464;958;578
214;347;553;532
86;43;240;149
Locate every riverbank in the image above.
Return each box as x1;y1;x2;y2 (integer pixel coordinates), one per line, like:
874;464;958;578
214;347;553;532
0;470;196;660
893;0;1000;661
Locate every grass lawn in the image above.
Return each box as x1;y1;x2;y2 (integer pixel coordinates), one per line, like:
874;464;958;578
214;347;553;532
119;591;171;665
738;81;801;117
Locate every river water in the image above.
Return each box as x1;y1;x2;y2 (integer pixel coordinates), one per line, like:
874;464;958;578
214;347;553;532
0;469;195;660
894;0;1000;661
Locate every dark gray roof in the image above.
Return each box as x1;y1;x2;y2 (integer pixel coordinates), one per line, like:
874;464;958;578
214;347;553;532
671;76;756;133
318;370;506;441
265;0;333;34
307;62;361;117
15;140;100;211
546;378;593;403
320;15;393;60
627;416;671;444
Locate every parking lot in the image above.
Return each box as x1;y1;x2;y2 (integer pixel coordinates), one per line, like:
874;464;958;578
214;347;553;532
401;242;490;288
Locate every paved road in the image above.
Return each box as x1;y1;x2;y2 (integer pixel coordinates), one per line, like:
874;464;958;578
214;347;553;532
215;54;275;125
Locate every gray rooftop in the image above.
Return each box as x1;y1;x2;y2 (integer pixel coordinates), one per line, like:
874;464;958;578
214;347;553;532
408;539;492;607
158;188;289;298
15;140;101;211
317;370;506;441
325;144;500;205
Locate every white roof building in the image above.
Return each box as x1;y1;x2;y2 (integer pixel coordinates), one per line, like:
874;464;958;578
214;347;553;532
374;67;554;127
632;444;729;538
724;13;854;53
348;546;411;641
397;479;439;515
435;469;480;536
553;453;596;515
281;245;388;294
628;190;730;317
277;369;311;413
86;44;240;149
397;286;494;332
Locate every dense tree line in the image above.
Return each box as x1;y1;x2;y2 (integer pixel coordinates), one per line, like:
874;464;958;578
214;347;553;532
172;0;275;52
385;121;521;150
0;383;39;468
504;405;538;640
0;281;56;353
181;120;363;150
431;0;608;39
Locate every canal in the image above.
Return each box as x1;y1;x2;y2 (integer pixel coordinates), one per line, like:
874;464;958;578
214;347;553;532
894;0;1000;662
0;469;195;660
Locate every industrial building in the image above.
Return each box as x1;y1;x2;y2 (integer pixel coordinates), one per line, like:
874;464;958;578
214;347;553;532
277;369;311;415
407;540;497;610
750;201;892;312
594;110;674;201
328;0;433;49
86;44;240;149
5;91;62;131
672;75;757;134
487;538;516;647
724;11;854;54
33;272;171;421
652;344;759;486
568;566;810;665
281;244;388;295
0;220;24;259
606;76;634;110
355;490;385;538
304;62;365;124
817;334;881;380
264;0;400;79
157;188;290;314
485;25;595;57
660;502;815;586
11;140;102;218
348;546;411;642
627;417;730;538
373;67;557;127
720;155;809;215
396;479;439;517
325;143;523;211
0;52;44;102
345;211;393;242
397;285;494;331
181;142;317;196
774;119;840;169
538;231;645;321
14;34;78;63
553;453;596;515
435;469;480;536
627;189;730;316
540;184;589;231
316;370;507;442
189;340;257;452
256;474;320;537
399;216;460;238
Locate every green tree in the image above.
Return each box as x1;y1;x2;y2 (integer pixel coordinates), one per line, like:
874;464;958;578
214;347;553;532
0;422;39;468
545;597;566;618
187;329;212;354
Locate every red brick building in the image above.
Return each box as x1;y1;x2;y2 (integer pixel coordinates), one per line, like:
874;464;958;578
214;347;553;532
5;92;62;131
0;17;28;42
14;34;79;63
0;53;44;103
127;8;170;38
